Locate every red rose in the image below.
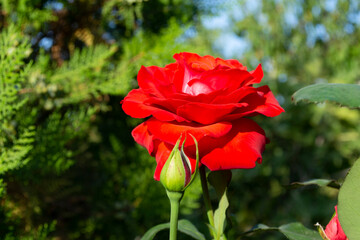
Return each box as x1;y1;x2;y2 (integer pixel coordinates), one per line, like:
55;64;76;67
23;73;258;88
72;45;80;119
122;52;284;180
324;206;348;240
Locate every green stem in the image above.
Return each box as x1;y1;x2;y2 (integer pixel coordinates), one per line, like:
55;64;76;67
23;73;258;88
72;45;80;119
166;190;183;240
199;166;215;235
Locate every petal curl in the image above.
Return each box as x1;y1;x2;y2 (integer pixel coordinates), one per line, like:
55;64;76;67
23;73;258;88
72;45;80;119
173;52;247;71
214;58;247;70
223;85;285;120
121;89;187;122
211;86;257;104
200;118;267;170
251;85;285;117
146;118;232;147
173;53;207;94
137;65;176;97
139;118;268;180
187;69;252;95
247;64;263;85
131;121;155;155
176;102;248;125
174;52;217;72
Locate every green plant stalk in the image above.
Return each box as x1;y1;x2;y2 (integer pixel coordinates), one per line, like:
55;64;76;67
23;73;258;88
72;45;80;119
166;190;184;240
199;165;215;237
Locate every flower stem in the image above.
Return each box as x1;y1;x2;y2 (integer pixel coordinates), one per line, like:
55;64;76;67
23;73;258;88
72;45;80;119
166;190;183;240
199;165;215;235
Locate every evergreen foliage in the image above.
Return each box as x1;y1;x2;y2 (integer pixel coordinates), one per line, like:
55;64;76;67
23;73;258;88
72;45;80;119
0;0;209;238
0;25;35;175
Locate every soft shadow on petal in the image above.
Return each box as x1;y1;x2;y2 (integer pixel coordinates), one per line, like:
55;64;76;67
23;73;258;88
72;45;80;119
187;69;252;95
176;102;248;125
137;65;176;97
146;118;233;147
122;89;187;122
211;86;257;104
200;118;267;171
131;122;155;155
223;85;285;120
141;118;268;179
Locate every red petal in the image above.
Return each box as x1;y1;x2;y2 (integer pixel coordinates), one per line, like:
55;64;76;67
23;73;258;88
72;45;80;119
224;85;285;120
215;58;247;70
172;53;261;96
170;62;186;93
131;122;155;155
121;89;187;122
173;53;208;94
146;118;232;147
211;86;257;104
248;64;263;85
176;102;248;124
122;89;153;118
186;69;252;95
324;206;348;240
173;52;247;71
169;90;225;105
174;52;217;71
137;65;176;97
200;118;267;170
145;97;188;114
153;142;173;180
250;85;285;117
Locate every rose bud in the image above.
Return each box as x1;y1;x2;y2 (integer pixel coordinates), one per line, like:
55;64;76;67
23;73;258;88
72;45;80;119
324;206;348;240
160;135;193;192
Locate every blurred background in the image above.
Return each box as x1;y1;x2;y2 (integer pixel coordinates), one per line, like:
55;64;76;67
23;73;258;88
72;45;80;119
1;0;360;239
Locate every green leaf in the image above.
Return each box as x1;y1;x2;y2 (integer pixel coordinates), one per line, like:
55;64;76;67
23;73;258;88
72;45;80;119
213;190;229;240
286;179;340;190
240;224;278;235
279;223;323;240
292;83;360;109
141;219;206;240
177;219;207;240
241;223;322;240
338;158;360;239
141;222;169;240
208;170;232;240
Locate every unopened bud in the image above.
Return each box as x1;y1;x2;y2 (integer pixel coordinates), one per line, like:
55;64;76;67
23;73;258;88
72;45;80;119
160;135;193;192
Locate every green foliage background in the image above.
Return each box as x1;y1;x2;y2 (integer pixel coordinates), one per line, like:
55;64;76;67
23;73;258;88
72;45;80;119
0;0;359;239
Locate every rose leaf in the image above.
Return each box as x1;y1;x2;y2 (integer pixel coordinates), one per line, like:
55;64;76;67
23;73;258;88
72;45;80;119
292;83;360;109
338;158;360;239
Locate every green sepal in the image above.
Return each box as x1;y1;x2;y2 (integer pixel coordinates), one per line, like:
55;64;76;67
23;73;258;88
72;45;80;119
315;223;330;240
183;133;199;191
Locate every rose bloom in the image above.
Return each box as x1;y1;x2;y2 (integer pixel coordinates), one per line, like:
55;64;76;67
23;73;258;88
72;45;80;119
324;206;348;240
122;52;284;180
